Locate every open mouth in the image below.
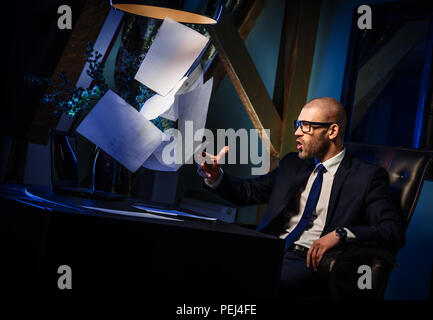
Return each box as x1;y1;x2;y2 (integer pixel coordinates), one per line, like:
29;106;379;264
296;140;303;151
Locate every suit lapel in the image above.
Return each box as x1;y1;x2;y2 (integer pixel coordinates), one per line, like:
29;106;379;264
259;157;314;232
323;152;352;232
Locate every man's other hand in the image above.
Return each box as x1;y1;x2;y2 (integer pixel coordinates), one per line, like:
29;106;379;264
306;231;341;271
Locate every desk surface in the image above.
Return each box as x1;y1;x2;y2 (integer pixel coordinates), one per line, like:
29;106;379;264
0;183;278;238
0;183;284;298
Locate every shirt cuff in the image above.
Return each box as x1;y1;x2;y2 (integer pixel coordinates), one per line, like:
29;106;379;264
344;228;356;241
204;168;224;189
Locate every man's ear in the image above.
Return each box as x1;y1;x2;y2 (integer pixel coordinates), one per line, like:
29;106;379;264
328;123;339;140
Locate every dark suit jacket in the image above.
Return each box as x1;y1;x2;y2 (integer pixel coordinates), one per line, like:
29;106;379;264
207;150;406;253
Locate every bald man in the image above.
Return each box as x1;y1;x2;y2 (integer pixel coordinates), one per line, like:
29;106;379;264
197;97;405;299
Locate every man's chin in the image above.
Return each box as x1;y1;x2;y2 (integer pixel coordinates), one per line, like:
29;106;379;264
297;151;307;159
297;150;313;160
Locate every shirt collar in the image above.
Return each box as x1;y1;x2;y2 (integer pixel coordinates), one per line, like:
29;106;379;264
314;148;346;176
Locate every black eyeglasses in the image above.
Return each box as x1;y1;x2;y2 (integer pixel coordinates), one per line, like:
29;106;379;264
294;120;334;133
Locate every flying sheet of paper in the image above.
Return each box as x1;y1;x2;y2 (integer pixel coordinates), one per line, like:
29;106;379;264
134;17;209;96
140;153;174;171
82;206;181;221
139;76;187;120
76;90;163;172
159;64;204;121
141;77;213;171
158;100;179;122
178;77;214;164
142;131;182;172
176;63;204;96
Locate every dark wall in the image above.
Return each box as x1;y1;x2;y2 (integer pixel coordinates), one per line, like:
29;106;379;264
0;0;86;184
1;0;85;139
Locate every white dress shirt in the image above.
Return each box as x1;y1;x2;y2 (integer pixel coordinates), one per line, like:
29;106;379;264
279;148;355;248
205;148;355;248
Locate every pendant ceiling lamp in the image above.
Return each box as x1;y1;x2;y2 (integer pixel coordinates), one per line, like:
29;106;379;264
110;0;224;24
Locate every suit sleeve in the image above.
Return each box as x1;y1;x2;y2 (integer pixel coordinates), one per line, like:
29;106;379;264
203;163;281;207
349;167;406;252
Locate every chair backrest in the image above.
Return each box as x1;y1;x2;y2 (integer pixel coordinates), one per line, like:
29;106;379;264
345;143;433;224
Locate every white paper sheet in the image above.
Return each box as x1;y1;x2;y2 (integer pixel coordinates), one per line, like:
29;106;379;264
76;90;163;172
176;63;204;96
140;153;173;171
141;77;213;171
159;64;204;121
134;17;209;96
82;205;181;221
139;77;187;120
178;77;214;164
158;101;179;122
142;132;182;171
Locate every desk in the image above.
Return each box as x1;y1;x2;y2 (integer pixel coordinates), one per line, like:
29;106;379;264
0;184;284;298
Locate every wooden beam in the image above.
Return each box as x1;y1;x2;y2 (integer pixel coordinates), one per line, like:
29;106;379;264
204;0;270;88
272;0;300;120
255;0;321;225
279;0;322;157
207;7;282;157
237;0;270;41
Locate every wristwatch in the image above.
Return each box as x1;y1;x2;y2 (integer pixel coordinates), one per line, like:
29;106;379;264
335;227;347;243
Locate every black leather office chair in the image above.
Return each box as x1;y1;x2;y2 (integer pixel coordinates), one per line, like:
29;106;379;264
317;142;433;299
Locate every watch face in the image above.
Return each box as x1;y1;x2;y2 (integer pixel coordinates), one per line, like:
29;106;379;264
337;228;347;239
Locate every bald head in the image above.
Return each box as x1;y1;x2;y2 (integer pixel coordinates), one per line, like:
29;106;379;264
303;97;347;139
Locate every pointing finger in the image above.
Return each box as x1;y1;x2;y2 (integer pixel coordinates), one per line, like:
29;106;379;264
216;146;230;161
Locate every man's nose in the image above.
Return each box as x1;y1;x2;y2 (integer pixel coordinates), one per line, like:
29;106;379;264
294;126;303;136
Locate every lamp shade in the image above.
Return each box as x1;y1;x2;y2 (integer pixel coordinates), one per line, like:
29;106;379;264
110;0;223;24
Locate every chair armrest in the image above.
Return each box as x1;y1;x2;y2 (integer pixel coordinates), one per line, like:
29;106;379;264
317;244;396;276
316;243;357;278
317;244;397;299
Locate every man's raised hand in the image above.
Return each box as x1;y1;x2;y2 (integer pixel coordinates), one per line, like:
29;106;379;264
197;146;229;184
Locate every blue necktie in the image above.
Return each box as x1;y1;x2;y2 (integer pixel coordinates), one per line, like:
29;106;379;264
284;163;326;251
